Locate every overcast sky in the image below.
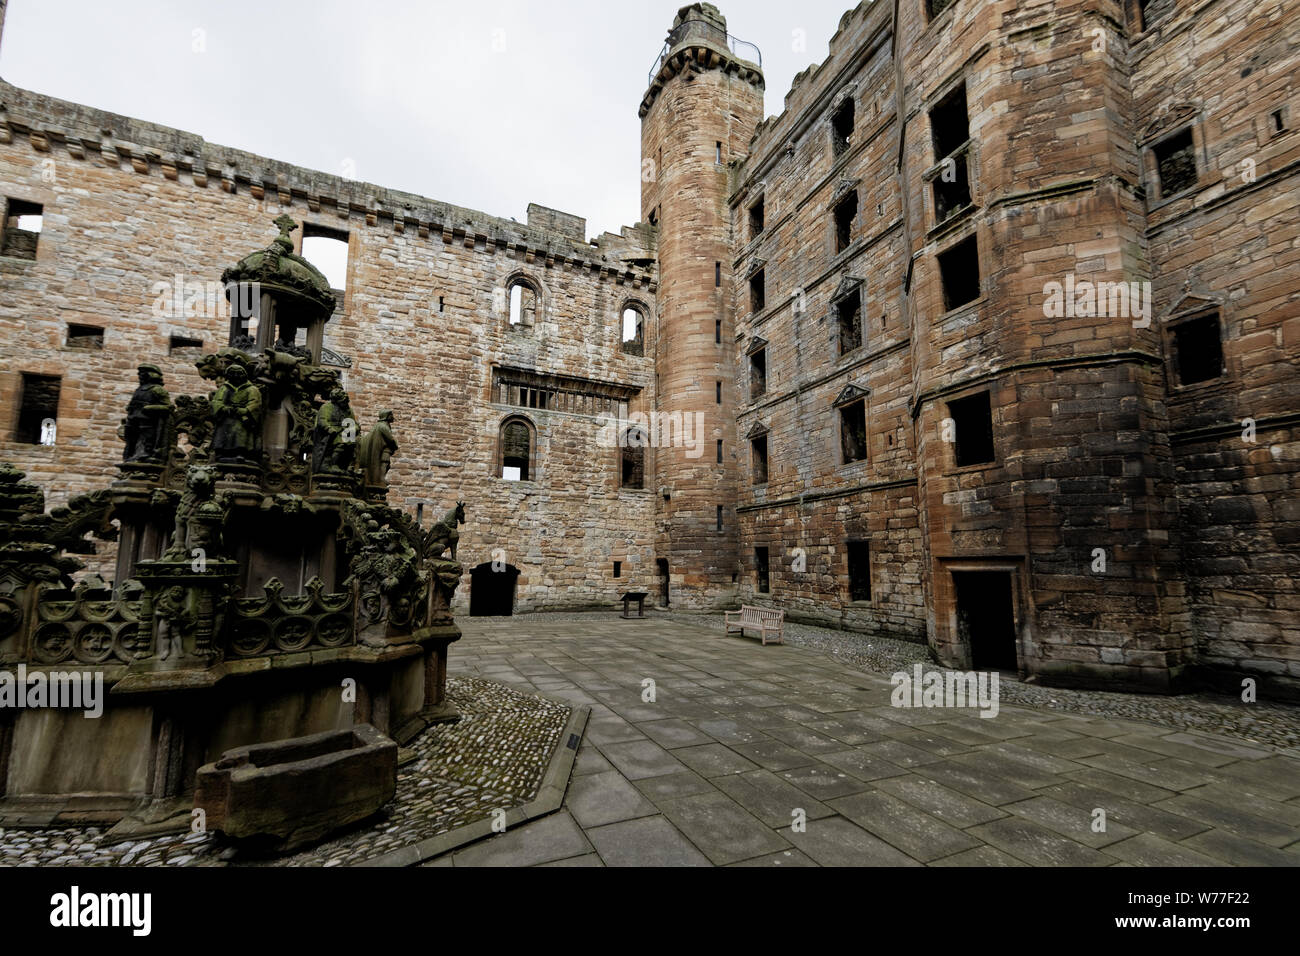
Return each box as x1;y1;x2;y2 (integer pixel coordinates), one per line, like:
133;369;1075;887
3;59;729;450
0;0;860;239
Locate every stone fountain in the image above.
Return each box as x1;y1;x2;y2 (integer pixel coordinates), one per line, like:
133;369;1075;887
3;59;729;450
0;217;465;842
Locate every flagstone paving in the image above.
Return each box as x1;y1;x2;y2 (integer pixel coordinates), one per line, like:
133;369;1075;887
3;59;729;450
434;614;1300;867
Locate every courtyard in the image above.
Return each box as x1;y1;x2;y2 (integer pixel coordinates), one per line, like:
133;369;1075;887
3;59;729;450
433;613;1300;867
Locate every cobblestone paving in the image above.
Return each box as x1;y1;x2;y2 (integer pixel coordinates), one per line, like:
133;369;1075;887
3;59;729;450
0;676;569;867
438;614;1300;867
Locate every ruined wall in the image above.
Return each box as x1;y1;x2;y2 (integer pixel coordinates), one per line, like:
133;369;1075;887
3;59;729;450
0;79;657;613
1132;0;1300;696
728;1;926;638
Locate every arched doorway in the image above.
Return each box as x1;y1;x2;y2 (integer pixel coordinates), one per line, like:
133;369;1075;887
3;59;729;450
470;562;520;616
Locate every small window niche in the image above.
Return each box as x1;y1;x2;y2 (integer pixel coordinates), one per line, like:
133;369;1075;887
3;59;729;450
301;223;349;297
66;324;104;349
836;288;863;356
169;335;204;354
749;347;768;400
927;0;959;19
751;433;769;485
613;561;622;578
832;97;855;157
499;417;534;480
929;84;972;224
937;234;981;311
750;269;766;313
16;373;61;445
847;540;871;602
622;427;647;489
1270;108;1288;136
1169;311;1224;386
754;546;771;594
948;391;996;466
2;199;43;260
834;191;858;254
840;400;867;464
1153;128;1198;199
507;278;539;327
621;304;645;356
749;196;765;240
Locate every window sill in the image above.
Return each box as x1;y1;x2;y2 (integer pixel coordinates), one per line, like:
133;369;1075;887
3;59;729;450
927;203;977;242
1168;374;1229;396
937;295;986;322
945;459;997;477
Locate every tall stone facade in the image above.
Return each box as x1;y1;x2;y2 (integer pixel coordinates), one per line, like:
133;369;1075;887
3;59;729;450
1;0;1297;696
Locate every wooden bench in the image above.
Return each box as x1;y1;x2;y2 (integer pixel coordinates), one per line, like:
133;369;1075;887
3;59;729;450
724;606;785;645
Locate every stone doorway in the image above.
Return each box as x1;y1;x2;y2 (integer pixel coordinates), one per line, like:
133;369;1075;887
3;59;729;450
656;558;670;607
952;570;1018;671
470;562;520;616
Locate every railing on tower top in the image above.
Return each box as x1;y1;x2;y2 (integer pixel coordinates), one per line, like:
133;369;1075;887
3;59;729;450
647;18;762;87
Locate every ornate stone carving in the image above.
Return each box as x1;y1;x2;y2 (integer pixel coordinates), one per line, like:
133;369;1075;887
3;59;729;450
120;364;173;463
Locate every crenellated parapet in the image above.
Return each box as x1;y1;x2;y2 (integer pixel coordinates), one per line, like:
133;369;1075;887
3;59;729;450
639;3;764;119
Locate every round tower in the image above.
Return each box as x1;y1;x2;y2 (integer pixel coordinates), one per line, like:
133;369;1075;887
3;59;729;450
641;3;764;609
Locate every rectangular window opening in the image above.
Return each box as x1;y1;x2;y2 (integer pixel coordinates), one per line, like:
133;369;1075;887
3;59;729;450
751;434;769;484
836;292;862;355
716;505;724;531
834;191;858;254
717;439;723;464
716;318;722;343
840;400;867;464
67;324;104;349
750;348;767;400
949;391;996;466
1171;312;1224;386
2;198;43;260
613;561;622;578
716;380;722;404
749;196;765;239
750;269;766;313
832;99;855;156
754;547;770;594
938;234;981;311
848;541;871;602
16;373;60;445
168;335;203;353
301;223;350;293
1154;128;1198;198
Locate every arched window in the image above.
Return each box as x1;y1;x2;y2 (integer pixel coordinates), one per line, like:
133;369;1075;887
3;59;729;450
499;416;535;481
621;304;645;356
506;277;539;326
621;427;647;489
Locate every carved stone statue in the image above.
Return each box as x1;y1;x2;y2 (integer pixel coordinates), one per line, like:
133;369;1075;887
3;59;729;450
312;386;356;475
121;364;172;462
210;363;263;463
427;501;464;561
163;465;223;561
360;410;398;487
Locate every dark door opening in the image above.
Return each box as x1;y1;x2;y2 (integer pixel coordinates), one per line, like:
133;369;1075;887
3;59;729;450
470;562;520;616
952;570;1018;671
656;558;670;607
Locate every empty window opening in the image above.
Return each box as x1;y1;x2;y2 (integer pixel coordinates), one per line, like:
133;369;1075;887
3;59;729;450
500;418;533;480
840;400;867;464
622;428;646;488
1270;109;1287;134
750;348;767;400
834;191;858;253
168;335;203;353
16;373;60;445
836;291;862;355
930;84;972;223
1171;312;1224;386
613;561;622;578
507;282;539;326
749;196;765;239
716;141;723;164
938;234;981;311
66;324;104;349
832;98;855;156
716;380;722;404
750;269;766;313
751;434;769;484
754;547;770;594
716;505;724;531
438;296;445;312
715;262;722;287
716;318;722;343
2;198;43;260
1154;128;1198;198
717;439;723;464
948;391;995;466
927;0;959;18
847;541;871;602
301;224;349;292
953;570;1018;671
621;306;645;356
657;558;670;606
